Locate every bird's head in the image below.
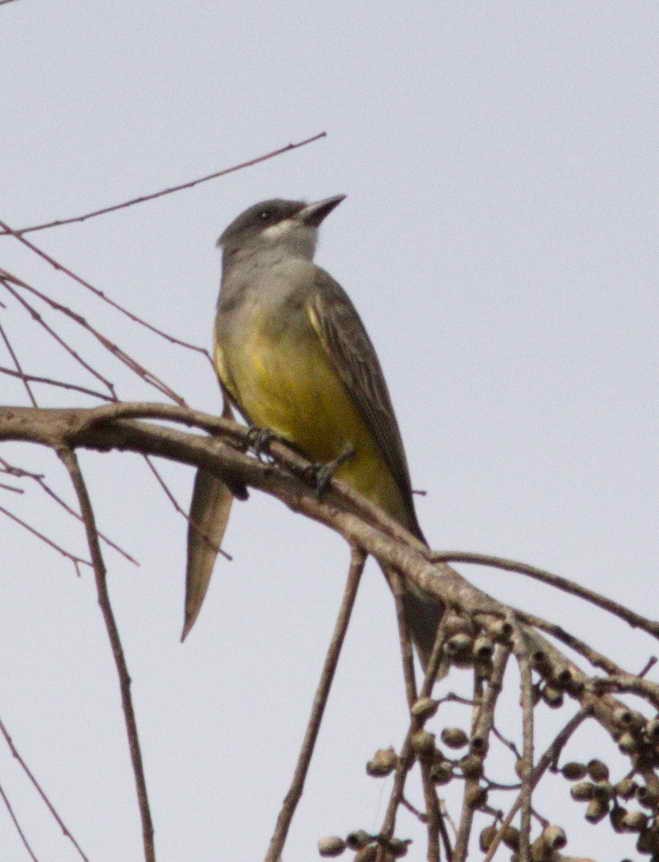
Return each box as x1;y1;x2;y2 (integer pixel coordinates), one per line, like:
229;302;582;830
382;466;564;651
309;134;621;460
218;195;346;263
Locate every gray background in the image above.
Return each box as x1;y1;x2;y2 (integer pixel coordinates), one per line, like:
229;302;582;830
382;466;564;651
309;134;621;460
1;2;656;859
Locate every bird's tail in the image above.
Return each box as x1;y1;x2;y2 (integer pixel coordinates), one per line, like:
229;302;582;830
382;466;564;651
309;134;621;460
181;394;246;641
400;585;444;669
382;518;443;669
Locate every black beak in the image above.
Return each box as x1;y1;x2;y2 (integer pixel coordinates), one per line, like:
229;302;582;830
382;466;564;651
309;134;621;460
297;194;346;227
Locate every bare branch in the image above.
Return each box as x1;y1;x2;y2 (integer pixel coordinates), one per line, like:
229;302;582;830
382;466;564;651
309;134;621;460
390;570;418;708
453;671;484;862
379;616;452;860
7;132;326;236
586;673;659;709
1;224;209;359
1;268;183;404
1;403;655;751
1;274;117;399
265;546;365;862
0;718;89;861
142;454;230;562
514;608;627;677
482;708;591;862
639;655;657;677
0;319;37;406
432;550;659;640
0;365;114;401
0;502;91;568
0;781;39;862
0;456;138;565
382;569;443;862
2;400;656;858
57;447;155;862
510;617;534;861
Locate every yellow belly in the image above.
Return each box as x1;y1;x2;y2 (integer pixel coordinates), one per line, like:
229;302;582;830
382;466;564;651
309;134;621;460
216;321;408;523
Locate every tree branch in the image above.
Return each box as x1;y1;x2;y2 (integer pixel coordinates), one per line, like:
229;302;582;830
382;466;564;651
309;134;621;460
265;546;365;862
5;132;326;236
432;550;659;640
1;404;655;751
0;718;88;861
57;447;155;862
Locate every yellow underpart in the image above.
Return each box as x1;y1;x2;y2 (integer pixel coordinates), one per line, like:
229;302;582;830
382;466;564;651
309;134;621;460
215;306;408;524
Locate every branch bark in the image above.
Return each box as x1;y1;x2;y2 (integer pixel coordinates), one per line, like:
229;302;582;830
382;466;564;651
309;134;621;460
1;402;653;748
57;447;155;862
3;401;658;861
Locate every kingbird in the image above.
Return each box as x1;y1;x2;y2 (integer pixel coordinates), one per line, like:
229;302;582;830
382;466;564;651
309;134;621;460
183;195;441;664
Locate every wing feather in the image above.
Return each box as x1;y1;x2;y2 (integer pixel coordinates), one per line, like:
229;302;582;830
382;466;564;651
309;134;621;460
307;268;424;540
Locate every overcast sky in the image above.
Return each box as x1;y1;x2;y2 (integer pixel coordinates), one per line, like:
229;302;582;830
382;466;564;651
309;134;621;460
1;3;657;860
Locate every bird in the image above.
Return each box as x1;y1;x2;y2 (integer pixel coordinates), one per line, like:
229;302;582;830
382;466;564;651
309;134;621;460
183;195;441;665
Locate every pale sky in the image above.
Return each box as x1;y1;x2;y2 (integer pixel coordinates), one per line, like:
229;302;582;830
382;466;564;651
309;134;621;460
1;3;657;860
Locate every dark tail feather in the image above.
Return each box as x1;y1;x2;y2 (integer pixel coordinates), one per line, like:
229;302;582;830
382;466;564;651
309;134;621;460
401;589;444;669
182;468;234;641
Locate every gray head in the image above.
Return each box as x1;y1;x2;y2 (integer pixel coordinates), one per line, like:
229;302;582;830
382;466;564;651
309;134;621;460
218;195;346;264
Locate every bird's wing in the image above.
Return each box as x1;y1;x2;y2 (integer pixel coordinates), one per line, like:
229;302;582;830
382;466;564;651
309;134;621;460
307;267;423;540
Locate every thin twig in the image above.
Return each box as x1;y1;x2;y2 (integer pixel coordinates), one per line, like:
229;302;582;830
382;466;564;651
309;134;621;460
378;573;417;854
379;611;450;861
0;456;138;565
419;627;453;862
639;655;657;677
1;223;209;358
7;132;326;236
0;365;114;401
419;758;440;860
491;723;522;761
57;447;155;862
586;674;659;710
142;454;230;561
392;574;432;862
1;276;117;399
1;268;183;405
510;617;534;862
482;708;590;862
400;794;427;822
0;320;37;406
0;135;326;367
515;608;627;677
453;671;485;861
0;718;89;861
456;647;512;860
264;546;365;862
0;503;91;568
390;571;418;708
387;571;442;862
432;550;659;640
472;646;512;754
0;781;39;861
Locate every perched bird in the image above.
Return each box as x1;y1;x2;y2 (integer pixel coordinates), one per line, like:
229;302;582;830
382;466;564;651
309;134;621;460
183;195;440;664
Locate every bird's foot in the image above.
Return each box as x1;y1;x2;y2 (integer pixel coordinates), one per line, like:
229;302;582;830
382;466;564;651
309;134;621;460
308;445;355;498
246;425;277;461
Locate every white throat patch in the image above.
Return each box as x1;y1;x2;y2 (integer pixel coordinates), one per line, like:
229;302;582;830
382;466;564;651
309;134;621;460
261;218;298;242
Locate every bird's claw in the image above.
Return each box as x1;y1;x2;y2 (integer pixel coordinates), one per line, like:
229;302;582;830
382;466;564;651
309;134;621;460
246;426;276;461
308;445;356;498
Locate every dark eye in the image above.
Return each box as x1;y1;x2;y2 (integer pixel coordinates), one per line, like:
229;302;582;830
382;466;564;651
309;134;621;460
259;210;272;221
